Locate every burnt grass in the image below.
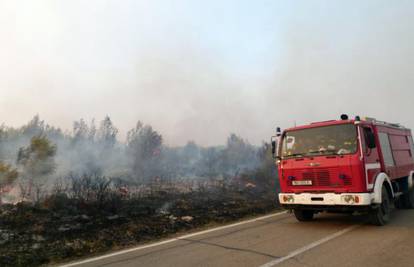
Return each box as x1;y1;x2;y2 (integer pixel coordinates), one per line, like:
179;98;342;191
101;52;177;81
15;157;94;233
0;188;278;266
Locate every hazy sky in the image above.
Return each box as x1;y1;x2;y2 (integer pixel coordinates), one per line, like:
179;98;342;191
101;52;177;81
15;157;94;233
1;0;413;146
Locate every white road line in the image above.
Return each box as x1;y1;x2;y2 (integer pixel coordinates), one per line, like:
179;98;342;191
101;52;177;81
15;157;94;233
259;224;360;267
60;211;288;267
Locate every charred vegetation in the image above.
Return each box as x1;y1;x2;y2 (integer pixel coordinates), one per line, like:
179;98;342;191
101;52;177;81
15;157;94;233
0;116;278;266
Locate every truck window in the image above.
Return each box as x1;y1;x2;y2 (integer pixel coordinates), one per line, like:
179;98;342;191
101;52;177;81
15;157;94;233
410;136;414;159
378;132;395;167
362;127;379;151
281;124;357;158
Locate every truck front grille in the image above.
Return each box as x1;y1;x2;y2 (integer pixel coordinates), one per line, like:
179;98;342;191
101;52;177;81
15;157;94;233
302;170;331;186
289;168;351;187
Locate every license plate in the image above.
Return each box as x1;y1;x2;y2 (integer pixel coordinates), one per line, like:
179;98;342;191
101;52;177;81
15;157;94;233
292;180;312;186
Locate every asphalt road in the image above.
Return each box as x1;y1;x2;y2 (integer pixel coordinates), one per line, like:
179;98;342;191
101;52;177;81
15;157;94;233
61;209;414;267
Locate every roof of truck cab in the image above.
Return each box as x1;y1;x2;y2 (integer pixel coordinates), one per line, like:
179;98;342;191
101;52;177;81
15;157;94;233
284;119;361;132
284;119;410;133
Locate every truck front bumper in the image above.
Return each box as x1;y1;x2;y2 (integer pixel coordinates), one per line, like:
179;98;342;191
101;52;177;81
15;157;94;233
279;192;374;206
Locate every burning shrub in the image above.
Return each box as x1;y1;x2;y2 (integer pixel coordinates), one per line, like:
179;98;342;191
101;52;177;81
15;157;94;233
0;163;18;188
17;135;57;202
0;162;18;204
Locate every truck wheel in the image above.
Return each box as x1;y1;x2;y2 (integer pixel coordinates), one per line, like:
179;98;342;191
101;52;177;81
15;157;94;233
402;189;414;209
293;209;314;221
370;186;391;226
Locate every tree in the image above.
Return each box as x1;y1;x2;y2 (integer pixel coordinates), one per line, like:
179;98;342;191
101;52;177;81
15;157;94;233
179;141;201;177
17;135;57;201
0;162;18;198
127;122;162;183
73;119;97;144
88;119;97;141
97;116;118;148
0;124;7;160
221;134;258;175
196;147;222;178
21;115;45;137
73;119;89;143
254;142;278;190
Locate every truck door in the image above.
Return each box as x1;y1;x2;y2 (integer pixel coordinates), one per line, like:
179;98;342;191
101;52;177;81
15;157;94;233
360;126;381;190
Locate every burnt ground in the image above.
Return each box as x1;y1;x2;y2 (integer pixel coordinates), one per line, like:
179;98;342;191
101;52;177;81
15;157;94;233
0;188;278;267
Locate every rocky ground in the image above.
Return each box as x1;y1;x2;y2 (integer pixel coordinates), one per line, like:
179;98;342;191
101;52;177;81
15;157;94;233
0;188;278;267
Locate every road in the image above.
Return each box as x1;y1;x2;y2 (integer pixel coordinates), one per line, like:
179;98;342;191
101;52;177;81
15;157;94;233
61;209;414;267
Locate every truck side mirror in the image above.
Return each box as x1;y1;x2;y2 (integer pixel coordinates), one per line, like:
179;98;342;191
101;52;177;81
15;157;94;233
271;137;281;160
272;127;282;159
276;127;281;137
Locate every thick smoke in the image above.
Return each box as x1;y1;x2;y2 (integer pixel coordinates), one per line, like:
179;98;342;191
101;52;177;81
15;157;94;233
0;116;265;196
262;1;414;131
1;1;414;146
0;1;413;195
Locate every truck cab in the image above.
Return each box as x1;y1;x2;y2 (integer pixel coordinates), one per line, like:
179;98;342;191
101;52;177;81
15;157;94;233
273;115;414;225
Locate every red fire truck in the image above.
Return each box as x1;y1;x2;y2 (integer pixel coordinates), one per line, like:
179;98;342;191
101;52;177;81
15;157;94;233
272;115;414;225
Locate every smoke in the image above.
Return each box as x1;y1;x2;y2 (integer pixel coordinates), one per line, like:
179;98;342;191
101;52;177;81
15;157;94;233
0;116;264;192
0;1;414;147
262;1;414;130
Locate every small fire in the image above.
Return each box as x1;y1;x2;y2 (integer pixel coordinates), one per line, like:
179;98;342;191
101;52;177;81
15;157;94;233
0;185;21;205
245;182;256;188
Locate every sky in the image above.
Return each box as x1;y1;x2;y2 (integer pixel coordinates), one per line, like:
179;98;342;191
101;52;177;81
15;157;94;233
0;0;414;146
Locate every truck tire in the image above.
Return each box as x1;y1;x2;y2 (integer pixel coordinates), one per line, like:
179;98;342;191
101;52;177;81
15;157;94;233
293;209;314;222
370;186;391;226
402;188;414;209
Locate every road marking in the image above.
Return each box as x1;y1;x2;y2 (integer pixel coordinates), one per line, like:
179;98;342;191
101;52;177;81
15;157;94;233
259;224;360;267
60;211;288;267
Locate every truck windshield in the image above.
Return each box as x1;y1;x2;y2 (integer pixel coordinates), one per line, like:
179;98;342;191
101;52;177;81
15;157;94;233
281;124;358;159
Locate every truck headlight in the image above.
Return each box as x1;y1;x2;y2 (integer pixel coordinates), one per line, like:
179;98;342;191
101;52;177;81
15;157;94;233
341;195;360;204
283;195;294;203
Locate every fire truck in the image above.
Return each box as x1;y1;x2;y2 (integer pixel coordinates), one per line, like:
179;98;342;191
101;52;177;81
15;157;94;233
271;115;414;225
